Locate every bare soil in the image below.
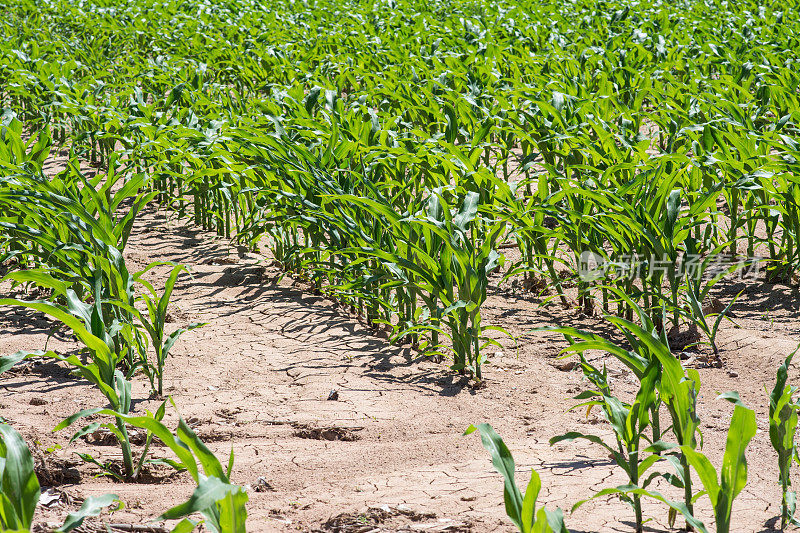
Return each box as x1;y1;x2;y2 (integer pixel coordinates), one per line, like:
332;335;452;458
3;155;800;532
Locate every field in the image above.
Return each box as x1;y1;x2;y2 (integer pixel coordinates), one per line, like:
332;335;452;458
1;0;800;531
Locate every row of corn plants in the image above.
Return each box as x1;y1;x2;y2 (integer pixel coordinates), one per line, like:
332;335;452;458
0;116;244;531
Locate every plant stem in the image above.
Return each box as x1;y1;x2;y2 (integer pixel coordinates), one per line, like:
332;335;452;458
681;453;694;532
116;416;135;480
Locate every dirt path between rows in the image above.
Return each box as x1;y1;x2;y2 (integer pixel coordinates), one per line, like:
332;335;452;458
3;159;800;532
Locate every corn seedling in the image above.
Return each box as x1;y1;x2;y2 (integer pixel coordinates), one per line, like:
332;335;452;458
132;263;205;397
0;422;120;533
0;295;139;480
678;396;758;533
465;424;567;533
70;402;248;533
551;357;661;532
585;397;757;533
549;292;703;529
768;347;800;529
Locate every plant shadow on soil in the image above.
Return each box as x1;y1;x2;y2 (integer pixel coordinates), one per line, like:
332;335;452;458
33;451;82;487
757;517;782;532
189;265;481;395
541;456;616;473
1;354;86;395
717;279;800;322
0;307;74;342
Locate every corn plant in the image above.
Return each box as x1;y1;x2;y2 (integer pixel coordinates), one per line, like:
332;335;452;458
465;424;567;533
0;147;155;371
548;291;668;444
678;398;758;533
0;423;120;533
550;356;661;533
55;399;185;482
651;361;702;529
549;293;703;528
410;192;508;378
71;403;248;533
327;188;508;380
132;263;205;397
598;398;757;533
768;348;800;529
680;237;750;356
0;295;139;480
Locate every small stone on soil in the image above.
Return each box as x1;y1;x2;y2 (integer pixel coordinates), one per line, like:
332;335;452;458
254;476;274;492
554;360;577;371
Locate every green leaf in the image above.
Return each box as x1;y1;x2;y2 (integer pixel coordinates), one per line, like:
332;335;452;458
0;351;38;375
176;418;226;480
0;423;40;530
170;518;200;533
467;423;524;528
54;408;108;433
681;446;721;507
718;404;757;528
521;469;541;533
158;476;244;521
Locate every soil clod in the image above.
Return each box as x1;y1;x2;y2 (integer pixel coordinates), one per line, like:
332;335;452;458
318;505;469;532
293;423;361;441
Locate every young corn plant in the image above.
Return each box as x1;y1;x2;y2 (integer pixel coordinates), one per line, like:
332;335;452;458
549;292;702;528
132;263;205;397
595;301;702;530
605;398;757;533
680;236;750;356
768;348;800;529
648;345;702;531
675;398;758;533
547;290;667;443
0;294;142;481
72;403;248;533
0;423;120;533
54;399;183;482
418;192;508;379
465;423;567;533
340;190;508;380
550;357;662;533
